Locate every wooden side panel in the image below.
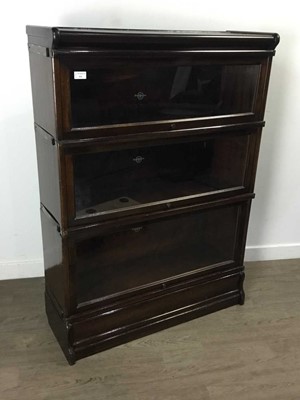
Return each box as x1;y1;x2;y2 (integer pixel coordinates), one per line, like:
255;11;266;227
45;292;75;365
35;125;61;224
41;207;77;317
28;51;57;136
40;208;65;312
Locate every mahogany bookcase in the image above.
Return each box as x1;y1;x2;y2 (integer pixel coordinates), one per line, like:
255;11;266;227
27;26;279;364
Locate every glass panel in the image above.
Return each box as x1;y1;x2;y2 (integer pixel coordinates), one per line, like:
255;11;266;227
75;205;238;304
70;64;260;127
74;135;248;217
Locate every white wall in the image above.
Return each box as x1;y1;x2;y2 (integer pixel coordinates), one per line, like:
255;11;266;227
0;0;299;279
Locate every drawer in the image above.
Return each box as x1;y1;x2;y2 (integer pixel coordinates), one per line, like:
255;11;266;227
62;129;258;226
56;53;269;137
69;202;247;309
71;270;242;347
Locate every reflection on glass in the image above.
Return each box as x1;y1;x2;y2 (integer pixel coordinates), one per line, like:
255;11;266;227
74;135;248;216
75;205;238;304
70;64;259;127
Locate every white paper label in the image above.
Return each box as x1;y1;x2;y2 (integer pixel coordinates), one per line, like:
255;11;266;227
74;71;87;80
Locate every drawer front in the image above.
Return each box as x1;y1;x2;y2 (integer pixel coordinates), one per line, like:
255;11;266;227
72;203;243;308
64;130;256;225
57;53;270;136
72;270;241;345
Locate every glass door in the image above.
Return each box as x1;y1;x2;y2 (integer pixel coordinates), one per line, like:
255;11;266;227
69;62;260;128
75;204;240;306
71;132;251;220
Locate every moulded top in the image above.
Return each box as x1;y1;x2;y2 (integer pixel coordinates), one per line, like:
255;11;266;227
26;25;280;51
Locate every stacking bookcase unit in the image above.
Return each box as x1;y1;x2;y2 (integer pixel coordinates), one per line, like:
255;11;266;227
26;26;279;364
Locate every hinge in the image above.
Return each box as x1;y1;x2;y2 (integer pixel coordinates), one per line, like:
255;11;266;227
58;227;68;239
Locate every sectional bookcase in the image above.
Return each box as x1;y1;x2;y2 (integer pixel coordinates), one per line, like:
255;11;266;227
27;26;279;364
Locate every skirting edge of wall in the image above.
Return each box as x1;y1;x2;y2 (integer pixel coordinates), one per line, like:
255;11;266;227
0;259;44;280
245;243;300;262
0;244;299;280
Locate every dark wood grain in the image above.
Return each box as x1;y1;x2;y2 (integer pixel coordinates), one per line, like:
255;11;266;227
26;26;279;140
28;50;57;136
26;26;279;51
27;26;278;364
35;125;61;224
